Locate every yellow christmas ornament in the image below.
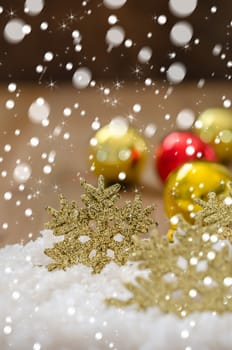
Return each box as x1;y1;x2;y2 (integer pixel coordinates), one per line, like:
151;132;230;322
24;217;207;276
193;108;232;162
163;160;232;241
89;117;148;184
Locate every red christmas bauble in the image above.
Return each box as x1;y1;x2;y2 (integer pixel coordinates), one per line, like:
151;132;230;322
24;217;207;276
155;131;217;182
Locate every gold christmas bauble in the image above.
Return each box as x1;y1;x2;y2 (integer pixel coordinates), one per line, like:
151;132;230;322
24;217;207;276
163;161;231;240
193;108;232;162
89;117;148;184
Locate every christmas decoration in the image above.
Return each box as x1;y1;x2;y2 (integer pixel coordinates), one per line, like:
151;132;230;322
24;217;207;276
44;175;155;273
193;108;232;162
163;161;231;240
89;117;148;184
194;184;232;242
107;190;232;317
163;160;231;221
155;131;217;181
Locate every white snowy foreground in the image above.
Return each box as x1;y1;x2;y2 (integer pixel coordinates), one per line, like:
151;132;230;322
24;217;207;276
1;231;232;350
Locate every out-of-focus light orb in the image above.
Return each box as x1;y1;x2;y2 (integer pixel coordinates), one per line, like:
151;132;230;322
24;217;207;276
176;109;195;129
28;97;50;124
137;46;153;63
164;160;231;223
170;21;193;47
155;132;217;181
24;0;44;15
13;163;32;183
166;62;186;84
169;0;198;17
4;19;28;44
89;117;148;184
106;26;125;51
72;67;92;89
193;108;232;162
103;0;127;9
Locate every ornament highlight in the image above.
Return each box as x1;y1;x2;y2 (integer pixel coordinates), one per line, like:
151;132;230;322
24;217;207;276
155;131;217;181
89;117;148;184
193;108;232;162
163;161;232;240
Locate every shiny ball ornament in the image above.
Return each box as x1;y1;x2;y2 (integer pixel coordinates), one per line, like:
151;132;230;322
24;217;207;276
89;117;148;184
193;108;232;162
155;131;217;182
164;161;232;231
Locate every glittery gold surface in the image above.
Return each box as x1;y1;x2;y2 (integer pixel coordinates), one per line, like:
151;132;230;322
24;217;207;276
107;188;232;317
195;182;232;242
44;175;155;273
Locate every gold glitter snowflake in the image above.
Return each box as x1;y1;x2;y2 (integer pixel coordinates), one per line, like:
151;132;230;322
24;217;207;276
107;216;232;317
44;175;155;273
195;182;232;242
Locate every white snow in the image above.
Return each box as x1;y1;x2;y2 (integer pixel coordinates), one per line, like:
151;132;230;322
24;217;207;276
1;230;232;350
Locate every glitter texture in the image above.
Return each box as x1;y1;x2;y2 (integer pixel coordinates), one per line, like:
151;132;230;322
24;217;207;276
44;175;155;273
195;183;232;242
107;215;232;317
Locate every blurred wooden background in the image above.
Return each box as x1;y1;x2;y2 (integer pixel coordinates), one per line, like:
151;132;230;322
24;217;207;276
0;0;231;81
0;0;231;247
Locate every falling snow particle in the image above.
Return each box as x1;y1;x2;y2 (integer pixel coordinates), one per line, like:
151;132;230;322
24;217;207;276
95;332;103;340
3;325;12;335
176;109;195;129
44;51;54;62
30;137;40;147
25;208;33;217
33;343;41;350
145;78;152;86
118;172;126;180
212;44;222;56
124;39;133;48
103;0;127;10
66;62;73;71
108;15;118;25
166;62;186;84
138;47;153;63
223;99;231;108
157;15;167;25
43;165;52;174
92;119;101;130
170;21;193;47
169;0;198;17
106;26;125;51
2;223;8;230
144;124;157;137
28;97;50;124
63;107;72;117
8;83;17;92
4;144;11;152
181;329;190;339
13;163;32;183
109;117;128;136
36;65;44;73
72;67;92;89
4;19;30;44
24;0;44;16
22;25;31;35
133;104;142;113
5;100;15;109
4;192;12;200
210;6;217;14
40;22;48;30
